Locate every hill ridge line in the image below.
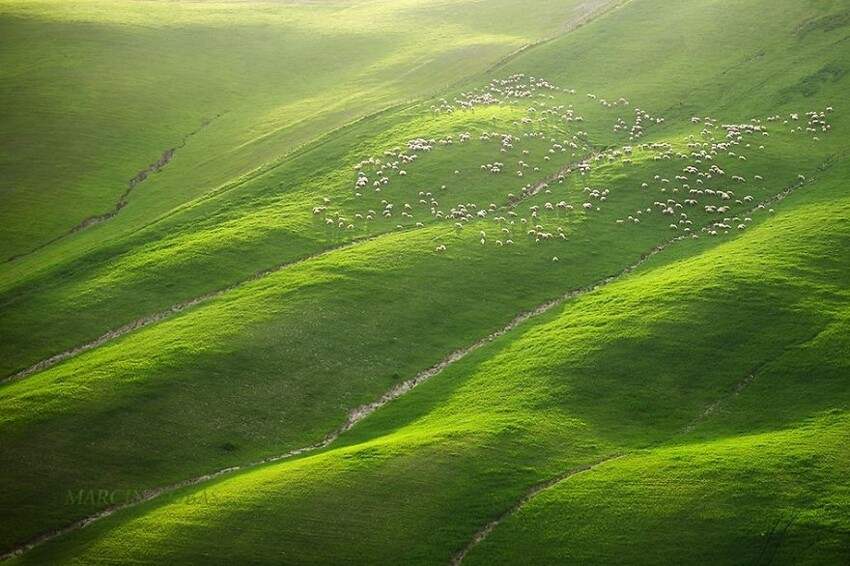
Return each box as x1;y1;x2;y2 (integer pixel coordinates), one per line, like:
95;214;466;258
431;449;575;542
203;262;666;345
7;141;831;385
480;0;628;78
681;372;758;435
450;453;627;565
0;235;379;384
0;222;658;561
1;157;836;560
443;148;846;560
21;0;626;270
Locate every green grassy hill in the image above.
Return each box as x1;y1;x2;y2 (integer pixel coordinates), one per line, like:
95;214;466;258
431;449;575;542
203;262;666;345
1;0;848;563
0;0;598;260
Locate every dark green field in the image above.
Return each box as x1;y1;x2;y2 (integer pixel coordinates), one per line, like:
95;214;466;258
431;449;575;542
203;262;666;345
1;0;848;563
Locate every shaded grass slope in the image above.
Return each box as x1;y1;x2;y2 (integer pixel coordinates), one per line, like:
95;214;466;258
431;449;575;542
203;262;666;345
1;0;849;562
0;0;593;259
15;144;850;566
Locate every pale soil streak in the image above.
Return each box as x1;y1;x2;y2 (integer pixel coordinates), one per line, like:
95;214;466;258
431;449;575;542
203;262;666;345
449;369;762;565
1;236;377;384
1;151;805;386
3;0;620;267
0;157;835;561
482;0;627;76
450;453;627;566
2;150;591;385
6;114;225;264
446;164;841;565
0;201;749;562
680;372;757;435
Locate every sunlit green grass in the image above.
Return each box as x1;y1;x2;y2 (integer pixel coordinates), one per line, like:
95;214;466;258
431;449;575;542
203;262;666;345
1;0;849;562
15;153;850;565
0;0;590;259
468;412;850;564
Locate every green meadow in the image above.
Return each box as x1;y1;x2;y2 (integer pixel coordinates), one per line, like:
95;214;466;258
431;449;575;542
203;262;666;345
1;0;848;563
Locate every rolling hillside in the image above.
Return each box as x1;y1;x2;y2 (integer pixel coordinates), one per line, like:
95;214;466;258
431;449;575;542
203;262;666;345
1;0;848;563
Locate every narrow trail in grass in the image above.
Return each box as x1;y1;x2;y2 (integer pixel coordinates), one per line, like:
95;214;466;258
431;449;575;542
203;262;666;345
441;157;847;565
451;367;763;564
1;152;594;385
1;0;624;269
0;168;811;560
2;151;839;560
449;453;627;566
680;372;758;435
482;0;627;77
1;235;379;384
5;114;225;264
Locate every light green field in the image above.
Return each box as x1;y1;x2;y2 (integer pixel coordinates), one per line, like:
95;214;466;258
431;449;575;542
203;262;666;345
1;0;849;563
0;0;599;260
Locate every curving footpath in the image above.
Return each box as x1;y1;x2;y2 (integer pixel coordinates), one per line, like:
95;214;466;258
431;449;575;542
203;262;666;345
2;152;593;385
0;162;830;561
451;367;762;564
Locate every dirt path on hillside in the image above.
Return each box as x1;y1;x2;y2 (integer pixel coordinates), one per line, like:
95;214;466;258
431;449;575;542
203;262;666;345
1;152;839;563
4;0;623;267
449;453;626;565
1;236;377;384
680;372;758;435
1;151;594;385
6;114;225;264
0;177;795;560
443;162;843;564
450;366;763;564
483;0;628;77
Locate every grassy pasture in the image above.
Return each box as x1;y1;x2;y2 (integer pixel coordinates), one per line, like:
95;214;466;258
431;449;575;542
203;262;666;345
0;0;594;259
0;65;839;377
1;0;849;562
14;152;850;565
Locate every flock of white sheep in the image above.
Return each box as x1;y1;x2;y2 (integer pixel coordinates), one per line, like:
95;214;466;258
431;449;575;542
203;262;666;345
311;73;834;262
